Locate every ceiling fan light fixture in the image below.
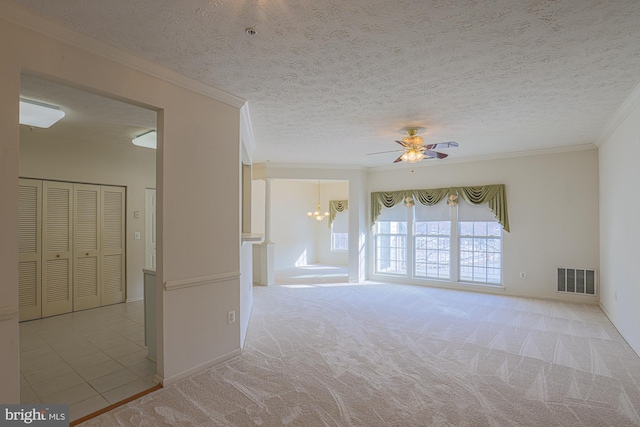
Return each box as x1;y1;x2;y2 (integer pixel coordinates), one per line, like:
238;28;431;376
402;128;424;147
401;148;425;163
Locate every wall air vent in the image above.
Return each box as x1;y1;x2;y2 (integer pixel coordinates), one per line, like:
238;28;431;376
557;268;597;296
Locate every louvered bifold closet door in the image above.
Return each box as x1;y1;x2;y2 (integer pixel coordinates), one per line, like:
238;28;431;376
74;184;101;311
101;186;125;305
42;181;74;317
18;179;42;321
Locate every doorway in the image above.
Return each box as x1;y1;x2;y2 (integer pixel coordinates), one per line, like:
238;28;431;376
252;178;350;285
18;73;158;421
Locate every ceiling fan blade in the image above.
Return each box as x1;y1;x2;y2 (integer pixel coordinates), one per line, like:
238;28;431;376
424;149;448;159
395;140;409;147
393;155;404;163
366;149;402;155
425;141;459;149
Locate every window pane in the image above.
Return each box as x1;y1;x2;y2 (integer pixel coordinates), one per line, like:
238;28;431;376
439;222;451;235
427;222;439;235
460;238;473;251
488;222;502;236
458;221;502;285
375;221;407;275
474;238;487;251
473;222;487;235
487;238;500;252
413;220;450;280
459;222;473;235
331;232;348;251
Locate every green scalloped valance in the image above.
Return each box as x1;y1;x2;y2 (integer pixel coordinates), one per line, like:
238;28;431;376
328;200;348;228
371;184;510;232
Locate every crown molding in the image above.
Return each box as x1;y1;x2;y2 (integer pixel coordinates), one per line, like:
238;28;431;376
369;143;598;172
256;162;367;171
252;144;597;175
0;1;246;109
596;81;640;147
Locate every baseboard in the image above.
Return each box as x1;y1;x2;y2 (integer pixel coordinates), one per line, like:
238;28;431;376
599;302;640;358
368;276;601;305
160;348;242;386
126;297;143;303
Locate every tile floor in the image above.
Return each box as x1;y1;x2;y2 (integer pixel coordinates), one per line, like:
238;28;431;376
20;301;157;422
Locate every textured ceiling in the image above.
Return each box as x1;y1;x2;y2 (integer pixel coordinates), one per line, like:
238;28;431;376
20;74;156;150
12;0;640;166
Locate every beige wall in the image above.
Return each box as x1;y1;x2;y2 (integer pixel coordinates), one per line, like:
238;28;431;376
599;97;640;356
270;180;319;270
0;5;243;401
367;149;600;301
19;132;156;301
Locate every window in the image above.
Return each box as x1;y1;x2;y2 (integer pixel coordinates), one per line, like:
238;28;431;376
459;221;502;284
372;198;503;286
414;198;451;280
331;230;348;251
375;221;407;274
414;221;450;279
331;207;349;251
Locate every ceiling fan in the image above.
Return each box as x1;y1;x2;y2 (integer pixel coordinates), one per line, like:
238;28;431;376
368;128;459;164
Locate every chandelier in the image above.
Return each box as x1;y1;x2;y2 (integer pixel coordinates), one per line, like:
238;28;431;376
307;181;329;221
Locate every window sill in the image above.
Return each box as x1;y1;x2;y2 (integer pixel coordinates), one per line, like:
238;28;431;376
370;274;506;292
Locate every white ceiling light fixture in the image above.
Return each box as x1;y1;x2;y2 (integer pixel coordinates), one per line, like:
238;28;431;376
19;98;66;128
132;130;157;149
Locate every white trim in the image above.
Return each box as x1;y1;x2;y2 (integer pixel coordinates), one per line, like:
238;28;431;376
371;143;598;172
0;1;246;109
252;144;597;173
260;162;368;171
0;305;18;321
126;297;143;303
241;103;256;164
370;274;506;293
596;81;640;147
160;348;242;386
164;271;241;291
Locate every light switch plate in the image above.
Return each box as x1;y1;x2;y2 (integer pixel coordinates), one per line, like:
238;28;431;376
134;231;141;240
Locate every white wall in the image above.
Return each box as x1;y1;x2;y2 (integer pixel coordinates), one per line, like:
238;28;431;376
270;180;319;270
0;4;243;401
368;149;600;301
316;181;349;266
599;96;640;356
19;133;155;302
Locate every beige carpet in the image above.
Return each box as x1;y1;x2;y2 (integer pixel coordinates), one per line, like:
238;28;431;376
81;270;640;426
